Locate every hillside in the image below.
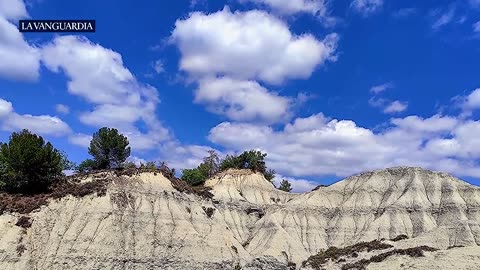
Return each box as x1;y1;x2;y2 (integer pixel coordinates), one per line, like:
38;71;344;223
0;167;479;269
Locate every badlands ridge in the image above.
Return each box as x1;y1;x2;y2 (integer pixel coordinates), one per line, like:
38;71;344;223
0;167;479;269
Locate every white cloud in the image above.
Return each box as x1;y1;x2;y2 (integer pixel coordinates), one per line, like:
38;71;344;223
79;104;142;128
208;107;480;179
68;133;92;148
0;99;13;117
351;0;383;16
390;115;458;134
453;88;480;117
170;7;338;85
369;97;408;115
383;100;408;114
0;0;41;81
273;174;318;193
41;35;171;151
158;142;220;171
55;104;70;114
431;7;455;30
153;60;164;74
0;0;28;20
369;83;407;114
241;0;325;15
0;98;71;136
42;36;138;104
127;156;148;166
195;77;292;123
473;21;480;33
370;82;393;94
239;0;334;24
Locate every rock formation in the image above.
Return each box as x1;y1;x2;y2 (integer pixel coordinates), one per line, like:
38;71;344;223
0;167;479;269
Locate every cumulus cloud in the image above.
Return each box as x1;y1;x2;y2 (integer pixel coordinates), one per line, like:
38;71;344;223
273;174;318;193
207;94;480;179
170;7;338;85
240;0;326;15
153;60;165;74
68;133;92;148
41;35;171;151
383;100;408;114
239;0;336;24
0;98;71;136
195;77;292;123
370;82;393;94
127;156;148;166
0;0;41;81
390;115;458;134
368;83;408;114
0;0;28;19
55;104;70;114
158;142;220;171
454;88;480;117
351;0;383;16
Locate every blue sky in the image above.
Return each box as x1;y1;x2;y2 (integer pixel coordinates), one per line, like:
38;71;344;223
1;0;480;192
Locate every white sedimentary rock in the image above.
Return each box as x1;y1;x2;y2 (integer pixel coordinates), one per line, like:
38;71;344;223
0;167;478;269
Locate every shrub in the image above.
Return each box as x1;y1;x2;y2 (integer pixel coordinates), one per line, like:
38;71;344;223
139;161;157;170
76;159;98;173
0;129;70;193
264;169;275;182
181;168;207;186
219;150;275;182
181;151;220;186
122;161;138;170
390;234;409;242
88;127;131;169
278;179;293;192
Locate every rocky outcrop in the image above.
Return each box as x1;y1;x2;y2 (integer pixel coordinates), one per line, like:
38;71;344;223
0;167;479;269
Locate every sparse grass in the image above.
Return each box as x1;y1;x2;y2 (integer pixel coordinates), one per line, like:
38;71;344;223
0;177;109;215
0;166;216;216
302;239;393;269
202;206;215;218
390;234;409;242
16;243;26;256
341;246;439;270
447;245;465;249
245;207;265;219
15;216;32;228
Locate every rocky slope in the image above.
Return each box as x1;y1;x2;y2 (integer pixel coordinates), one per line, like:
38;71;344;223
0;167;479;269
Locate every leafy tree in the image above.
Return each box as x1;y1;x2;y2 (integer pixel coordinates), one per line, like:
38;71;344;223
88;127;131;169
76;159;98;173
202;150;220;178
181;168;207;186
0;129;70;193
278;179;292;192
264;168;276;183
122;161;138;170
181;150;220;186
218;150;275;182
238;150;267;173
139;161;157;170
219;154;242;171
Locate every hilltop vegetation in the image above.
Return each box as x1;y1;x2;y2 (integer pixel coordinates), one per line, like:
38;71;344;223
0;126;284;196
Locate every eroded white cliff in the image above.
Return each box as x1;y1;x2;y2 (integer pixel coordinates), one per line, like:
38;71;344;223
0;167;478;269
